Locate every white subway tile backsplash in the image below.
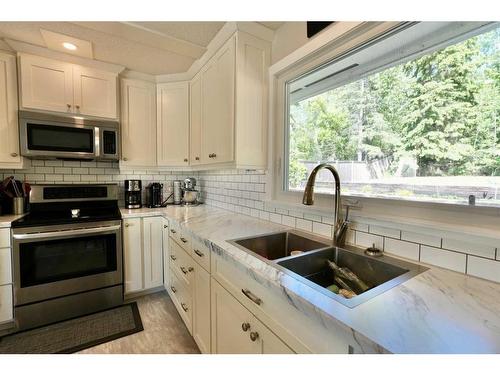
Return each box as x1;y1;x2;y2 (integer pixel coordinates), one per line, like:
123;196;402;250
259;211;270;221
303;213;322;222
312;222;332;238
72;168;89;174
54;167;72;174
349;222;369;232
384;238;420;261
370;225;400;239
442;239;496;259
402;231;441;247
346;229;355;244
282;216;296;228
269;213;282;224
44;160;63;167
63;175;81;182
355;231;383;249
63;161;81;167
35;167;54;174
420;246;466;273
296;218;312;232
467;256;500;283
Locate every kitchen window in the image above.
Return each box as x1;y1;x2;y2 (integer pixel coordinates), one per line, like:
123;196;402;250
282;22;500;208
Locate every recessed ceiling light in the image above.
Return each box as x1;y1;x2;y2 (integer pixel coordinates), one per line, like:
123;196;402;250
62;42;77;51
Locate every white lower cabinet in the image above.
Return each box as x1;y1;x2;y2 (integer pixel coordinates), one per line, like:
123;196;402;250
162;218;170;289
0;284;13;324
211;279;293;354
123;216;165;295
193;265;211;353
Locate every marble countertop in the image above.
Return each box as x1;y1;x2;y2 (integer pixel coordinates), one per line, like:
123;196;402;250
121;206;500;353
0;214;26;228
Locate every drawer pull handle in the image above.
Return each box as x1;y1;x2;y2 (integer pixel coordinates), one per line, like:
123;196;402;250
170;255;177;261
170;286;177;293
180;266;188;274
241;289;262;306
181;303;189;312
180;237;188;243
170;229;177;234
194;249;204;257
188;266;194;272
249;331;259;342
241;322;250;332
164;225;168;228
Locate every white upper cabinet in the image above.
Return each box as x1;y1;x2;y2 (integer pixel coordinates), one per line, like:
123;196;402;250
120;78;157;167
201;37;235;165
189;73;202;165
0;52;23;169
193;31;271;169
19;54;74;114
157;82;190;167
73;66;117;118
19;53;118;119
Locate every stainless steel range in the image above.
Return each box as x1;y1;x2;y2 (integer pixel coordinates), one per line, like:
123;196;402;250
11;184;123;330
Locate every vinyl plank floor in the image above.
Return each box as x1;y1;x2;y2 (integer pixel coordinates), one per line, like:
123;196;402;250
79;291;200;354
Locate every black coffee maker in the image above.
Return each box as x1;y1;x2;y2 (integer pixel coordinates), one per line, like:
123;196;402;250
146;183;163;208
124;180;142;209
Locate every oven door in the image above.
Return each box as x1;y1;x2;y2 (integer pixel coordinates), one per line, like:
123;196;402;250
12;221;122;306
20;118;97;159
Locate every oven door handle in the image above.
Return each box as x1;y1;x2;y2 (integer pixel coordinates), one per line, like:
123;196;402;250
13;225;122;240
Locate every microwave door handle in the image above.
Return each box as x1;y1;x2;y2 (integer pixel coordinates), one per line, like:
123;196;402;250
95;126;100;158
13;224;121;240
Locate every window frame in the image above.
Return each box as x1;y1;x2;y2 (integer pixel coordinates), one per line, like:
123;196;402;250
271;21;500;218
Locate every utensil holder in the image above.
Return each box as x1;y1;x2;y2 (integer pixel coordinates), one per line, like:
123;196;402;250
13;197;24;215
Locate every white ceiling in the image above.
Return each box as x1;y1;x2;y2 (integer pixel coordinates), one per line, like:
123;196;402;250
0;21;284;75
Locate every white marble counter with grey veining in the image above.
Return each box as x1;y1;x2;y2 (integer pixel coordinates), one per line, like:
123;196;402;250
0;214;27;228
121;205;500;354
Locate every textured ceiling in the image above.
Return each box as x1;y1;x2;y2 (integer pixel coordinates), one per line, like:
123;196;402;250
0;21;283;75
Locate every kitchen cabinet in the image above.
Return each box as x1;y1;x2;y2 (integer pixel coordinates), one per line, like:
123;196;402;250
211;279;293;354
19;53;118;119
162;218;170;289
142;217;164;290
73;65;117;118
200;37;235;164
0;284;13;325
189;72;202;165
123;216;164;295
193;264;211;353
193;31;271;169
0;52;23;169
157;82;190;167
0;228;13;325
120;78;157;167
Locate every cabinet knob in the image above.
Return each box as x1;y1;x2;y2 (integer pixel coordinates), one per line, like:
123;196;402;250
249;331;259;342
164;225;168;228
75;105;80;110
170;255;176;261
67;104;71;109
241;322;251;332
170;286;177;293
170;229;176;234
123;157;128;161
181;303;189;312
209;153;217;158
180;237;188;243
180;266;188;274
10;152;18;157
125;223;130;227
195;156;200;161
184;158;188;162
188;266;194;272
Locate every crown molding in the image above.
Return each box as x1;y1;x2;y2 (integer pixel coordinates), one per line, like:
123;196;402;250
5;38;125;74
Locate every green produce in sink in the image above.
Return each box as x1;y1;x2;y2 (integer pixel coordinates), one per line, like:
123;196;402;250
326;284;340;294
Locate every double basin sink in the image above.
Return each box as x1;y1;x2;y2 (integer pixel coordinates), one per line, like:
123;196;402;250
228;230;427;308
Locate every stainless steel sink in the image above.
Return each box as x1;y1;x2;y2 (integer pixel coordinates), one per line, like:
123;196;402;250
228;230;330;261
276;245;428;308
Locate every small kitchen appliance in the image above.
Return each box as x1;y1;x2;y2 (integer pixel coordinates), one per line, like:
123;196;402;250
124;179;142;209
173;180;183;205
182;177;200;205
146;182;163;208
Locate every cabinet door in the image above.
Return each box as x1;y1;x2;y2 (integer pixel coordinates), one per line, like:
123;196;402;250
201;37;235;164
0;52;21;167
123;218;143;294
157;82;190;167
251;318;294;354
189;73;202;165
162;218;170;289
73;66;117;119
193;265;211;353
120;78;157;167
0;284;13;324
143;217;164;290
19;54;74;113
211;279;259;354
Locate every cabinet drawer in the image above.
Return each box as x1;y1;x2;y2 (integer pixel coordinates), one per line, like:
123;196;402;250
0;247;12;285
0;284;13;323
168;221;181;243
169;268;192;333
170;239;195;286
0;228;10;248
191;237;211;271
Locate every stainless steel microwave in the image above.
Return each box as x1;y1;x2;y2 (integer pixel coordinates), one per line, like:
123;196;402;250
19;110;120;161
